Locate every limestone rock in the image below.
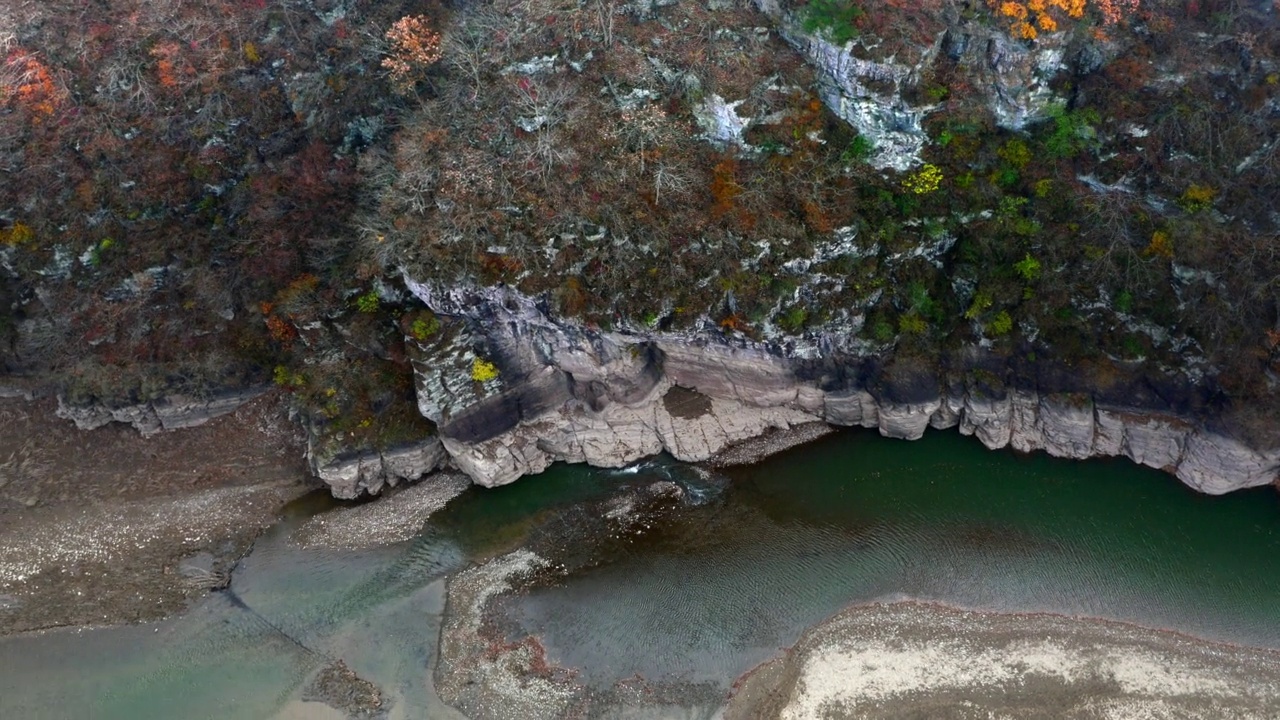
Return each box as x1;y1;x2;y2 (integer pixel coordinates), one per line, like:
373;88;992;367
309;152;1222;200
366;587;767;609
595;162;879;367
311;437;447;499
400;281;1280;498
55;387;267;436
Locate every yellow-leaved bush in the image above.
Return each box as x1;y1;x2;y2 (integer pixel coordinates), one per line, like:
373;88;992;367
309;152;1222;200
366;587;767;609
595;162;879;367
902;164;943;195
471;358;500;383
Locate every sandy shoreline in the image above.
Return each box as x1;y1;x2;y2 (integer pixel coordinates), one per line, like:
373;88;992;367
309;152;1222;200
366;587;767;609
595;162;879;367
724;601;1280;719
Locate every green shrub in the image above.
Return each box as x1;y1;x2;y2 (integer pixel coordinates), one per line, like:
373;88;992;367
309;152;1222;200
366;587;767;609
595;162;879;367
803;0;864;45
964;289;993;320
841;135;875;163
988;310;1014;336
1042;105;1100;159
1014;253;1042;282
410;313;440;340
355;290;380;313
1114;290;1133;314
871;317;895;342
997;138;1033;168
899;314;928;335
993;166;1020;188
778;305;810;333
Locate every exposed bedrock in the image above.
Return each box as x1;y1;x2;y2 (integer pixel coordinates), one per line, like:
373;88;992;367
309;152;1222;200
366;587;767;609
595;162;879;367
54;386;269;436
308;437;448;501
401;282;1280;496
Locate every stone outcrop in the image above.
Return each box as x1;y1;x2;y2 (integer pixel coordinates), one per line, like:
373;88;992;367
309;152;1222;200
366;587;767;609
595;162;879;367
55;387;268;436
401;281;1280;496
308;436;447;500
754;1;1075;170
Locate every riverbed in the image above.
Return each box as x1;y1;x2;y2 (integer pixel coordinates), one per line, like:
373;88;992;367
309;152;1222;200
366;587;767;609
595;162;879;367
2;428;1279;718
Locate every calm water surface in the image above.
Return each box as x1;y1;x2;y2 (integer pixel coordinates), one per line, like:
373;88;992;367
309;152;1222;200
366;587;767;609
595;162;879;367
2;429;1278;717
509;430;1280;688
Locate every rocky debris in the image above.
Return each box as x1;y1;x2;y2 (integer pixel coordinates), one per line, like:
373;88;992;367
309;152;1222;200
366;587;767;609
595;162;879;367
402;283;1280;496
302;660;388;720
292;471;471;550
724;602;1280;719
0;481;301;635
0;392;310;634
599;480;685;541
434;480;700;720
707;421;835;468
435;550;581;720
55;386;269;436
309;437;448;500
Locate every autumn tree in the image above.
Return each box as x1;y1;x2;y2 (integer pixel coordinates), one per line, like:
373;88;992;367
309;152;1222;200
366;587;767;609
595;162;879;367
989;0;1141;39
382;15;443;92
1;50;63;118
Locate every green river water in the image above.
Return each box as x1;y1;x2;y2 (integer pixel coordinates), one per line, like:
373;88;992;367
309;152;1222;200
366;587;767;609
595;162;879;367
2;428;1278;718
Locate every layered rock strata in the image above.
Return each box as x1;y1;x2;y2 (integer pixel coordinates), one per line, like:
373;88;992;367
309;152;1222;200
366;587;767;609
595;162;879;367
402;282;1280;496
54;387;268;436
308;437;448;500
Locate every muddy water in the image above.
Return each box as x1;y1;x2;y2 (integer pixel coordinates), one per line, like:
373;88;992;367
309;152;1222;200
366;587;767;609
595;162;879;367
2;428;1279;718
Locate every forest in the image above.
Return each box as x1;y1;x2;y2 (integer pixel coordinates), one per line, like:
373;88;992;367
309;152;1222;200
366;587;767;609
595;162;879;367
2;0;1277;451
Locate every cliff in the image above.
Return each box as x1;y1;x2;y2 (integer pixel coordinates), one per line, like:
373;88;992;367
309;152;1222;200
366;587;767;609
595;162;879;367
18;0;1280;500
398;281;1279;496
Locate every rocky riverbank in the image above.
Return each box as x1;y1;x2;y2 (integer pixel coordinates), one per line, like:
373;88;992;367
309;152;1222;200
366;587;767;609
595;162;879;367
0;392;311;635
35;281;1280;504
401;283;1280;497
431;461;1280;720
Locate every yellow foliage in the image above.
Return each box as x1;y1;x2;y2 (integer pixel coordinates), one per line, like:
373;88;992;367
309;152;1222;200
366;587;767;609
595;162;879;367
471;358;500;383
899;314;928;335
243;41;261;64
1178;184;1216;212
989;0;1129;39
1145;230;1174;258
1;222;34;247
902;164;944;195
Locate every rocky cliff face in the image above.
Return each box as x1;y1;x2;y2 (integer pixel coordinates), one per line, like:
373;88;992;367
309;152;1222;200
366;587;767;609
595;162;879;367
755;1;1077;170
400;280;1280;496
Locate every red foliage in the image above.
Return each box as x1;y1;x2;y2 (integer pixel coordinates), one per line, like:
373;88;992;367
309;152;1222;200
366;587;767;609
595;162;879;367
709;158;741;220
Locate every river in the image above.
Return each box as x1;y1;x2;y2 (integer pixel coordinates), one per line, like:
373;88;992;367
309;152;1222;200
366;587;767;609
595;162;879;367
2;428;1278;718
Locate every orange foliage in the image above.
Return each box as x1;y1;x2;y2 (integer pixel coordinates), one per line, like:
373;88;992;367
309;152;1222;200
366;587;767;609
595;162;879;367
2;51;61;118
988;0;1138;39
150;41;184;89
382;15;443;91
264;315;297;346
719;313;751;334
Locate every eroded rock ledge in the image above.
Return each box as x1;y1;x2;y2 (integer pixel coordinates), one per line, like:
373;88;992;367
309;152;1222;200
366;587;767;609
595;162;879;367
55;386;269;436
41;282;1279;500
401;281;1279;497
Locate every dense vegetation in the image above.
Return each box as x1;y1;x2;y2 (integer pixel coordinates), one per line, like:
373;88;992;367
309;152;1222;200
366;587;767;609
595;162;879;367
2;0;1277;448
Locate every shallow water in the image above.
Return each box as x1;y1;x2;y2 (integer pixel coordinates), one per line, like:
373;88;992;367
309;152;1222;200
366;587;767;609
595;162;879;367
0;463;619;720
507;429;1280;690
2;428;1279;717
